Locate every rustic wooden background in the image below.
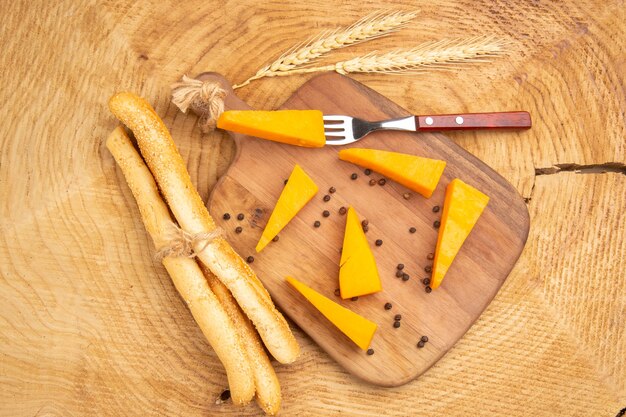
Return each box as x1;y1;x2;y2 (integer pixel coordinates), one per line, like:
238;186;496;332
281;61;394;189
1;1;624;416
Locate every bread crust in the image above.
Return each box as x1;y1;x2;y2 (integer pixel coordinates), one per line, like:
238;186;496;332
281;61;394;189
106;126;255;405
108;92;299;364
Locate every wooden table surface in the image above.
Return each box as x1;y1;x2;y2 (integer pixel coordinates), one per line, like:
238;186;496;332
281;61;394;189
1;1;624;416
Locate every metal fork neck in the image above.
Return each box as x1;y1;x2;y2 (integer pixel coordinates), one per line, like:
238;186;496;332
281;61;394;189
375;116;416;132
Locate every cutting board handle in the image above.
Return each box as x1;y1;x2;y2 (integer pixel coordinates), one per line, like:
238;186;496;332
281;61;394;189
196;72;251;112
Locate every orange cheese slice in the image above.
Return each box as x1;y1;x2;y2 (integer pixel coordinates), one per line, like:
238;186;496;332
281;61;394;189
217;110;326;147
338;148;446;198
286;276;377;350
339;207;382;299
256;164;318;252
431;179;489;289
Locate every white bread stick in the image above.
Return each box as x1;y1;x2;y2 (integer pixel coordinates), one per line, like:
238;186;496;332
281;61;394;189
200;265;281;415
106;126;254;405
109;92;300;364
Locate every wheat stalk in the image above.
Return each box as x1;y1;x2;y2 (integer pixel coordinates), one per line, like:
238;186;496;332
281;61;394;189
232;10;419;89
260;36;508;77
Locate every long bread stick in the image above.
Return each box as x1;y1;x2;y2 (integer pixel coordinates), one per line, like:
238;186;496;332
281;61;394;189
106;126;255;405
109;92;299;364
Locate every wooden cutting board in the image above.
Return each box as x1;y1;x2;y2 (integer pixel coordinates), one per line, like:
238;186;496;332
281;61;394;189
202;72;530;387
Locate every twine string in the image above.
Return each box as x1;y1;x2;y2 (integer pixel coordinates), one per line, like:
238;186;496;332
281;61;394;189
170;75;226;132
155;222;222;261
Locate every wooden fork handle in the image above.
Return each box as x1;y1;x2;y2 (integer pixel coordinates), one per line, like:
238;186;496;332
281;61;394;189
416;111;531;131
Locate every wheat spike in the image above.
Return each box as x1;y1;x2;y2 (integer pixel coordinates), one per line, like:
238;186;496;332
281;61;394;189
264;36;509;77
233;10;419;89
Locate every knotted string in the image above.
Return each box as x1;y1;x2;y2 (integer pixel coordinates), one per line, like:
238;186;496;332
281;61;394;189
170;75;226;132
155;222;222;261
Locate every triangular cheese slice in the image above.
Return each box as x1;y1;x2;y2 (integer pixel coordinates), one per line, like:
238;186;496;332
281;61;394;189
431;179;489;289
339;207;382;299
217;110;326;147
286;276;377;350
338;148;446;198
256;165;318;252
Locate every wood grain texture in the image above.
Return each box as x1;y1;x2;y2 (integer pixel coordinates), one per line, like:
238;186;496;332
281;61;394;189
0;0;624;415
204;72;529;386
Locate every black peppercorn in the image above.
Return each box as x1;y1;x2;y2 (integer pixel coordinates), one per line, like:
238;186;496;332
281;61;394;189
351;173;358;180
223;213;231;220
427;253;434;260
402;273;410;281
235;226;243;234
375;239;383;246
272;235;280;242
393;321;401;328
284;179;288;185
246;256;254;263
394;314;402;321
421;335;429;343
409;227;416;233
361;219;369;227
403;193;411;200
378;178;386;186
351;296;359;301
237;213;244;221
334;288;340;297
362;225;369;233
322;210;330;217
369;179;376;186
417;340;425;348
364;169;372;175
433;205;440;213
314;220;321;228
323;194;331;202
384;302;392;310
433;220;441;229
339;207;347;215
329;186;336;194
423;278;431;285
366;348;374;355
395;270;403;278
425;286;432;293
425;265;432;273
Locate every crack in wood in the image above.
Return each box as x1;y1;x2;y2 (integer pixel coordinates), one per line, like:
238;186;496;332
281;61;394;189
535;162;626;176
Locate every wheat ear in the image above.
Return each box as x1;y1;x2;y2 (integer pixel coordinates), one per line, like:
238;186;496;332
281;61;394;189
261;36;508;77
232;10;419;89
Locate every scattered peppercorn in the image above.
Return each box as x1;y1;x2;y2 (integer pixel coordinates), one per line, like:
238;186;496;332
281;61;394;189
433;205;440;213
395;270;403;278
403;193;411;200
421;335;429;343
423;278;431;285
409;227;416;234
425;286;432;293
220;389;231;401
246;256;254;263
361;219;369;227
314;220;321;228
378;178;386;186
433;220;441;229
417;341;425;348
329;186;336;194
362;225;369;233
334;288;340;297
369;179;376;186
351;173;358;180
223;213;231;220
364;169;372;175
425;265;432;273
235;226;243;234
393;315;401;321
402;274;410;282
375;239;383;246
427;253;434;260
397;263;404;270
237;213;244;221
393;321;401;328
323;194;331;202
351;296;359;301
366;348;375;355
322;210;330;217
339;207;347;215
384;302;392;310
284;179;288;185
255;208;262;215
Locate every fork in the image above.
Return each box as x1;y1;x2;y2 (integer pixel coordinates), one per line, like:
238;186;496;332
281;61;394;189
323;111;532;145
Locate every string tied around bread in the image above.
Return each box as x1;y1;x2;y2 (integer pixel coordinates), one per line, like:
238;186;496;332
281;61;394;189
171;75;226;132
155;222;223;261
